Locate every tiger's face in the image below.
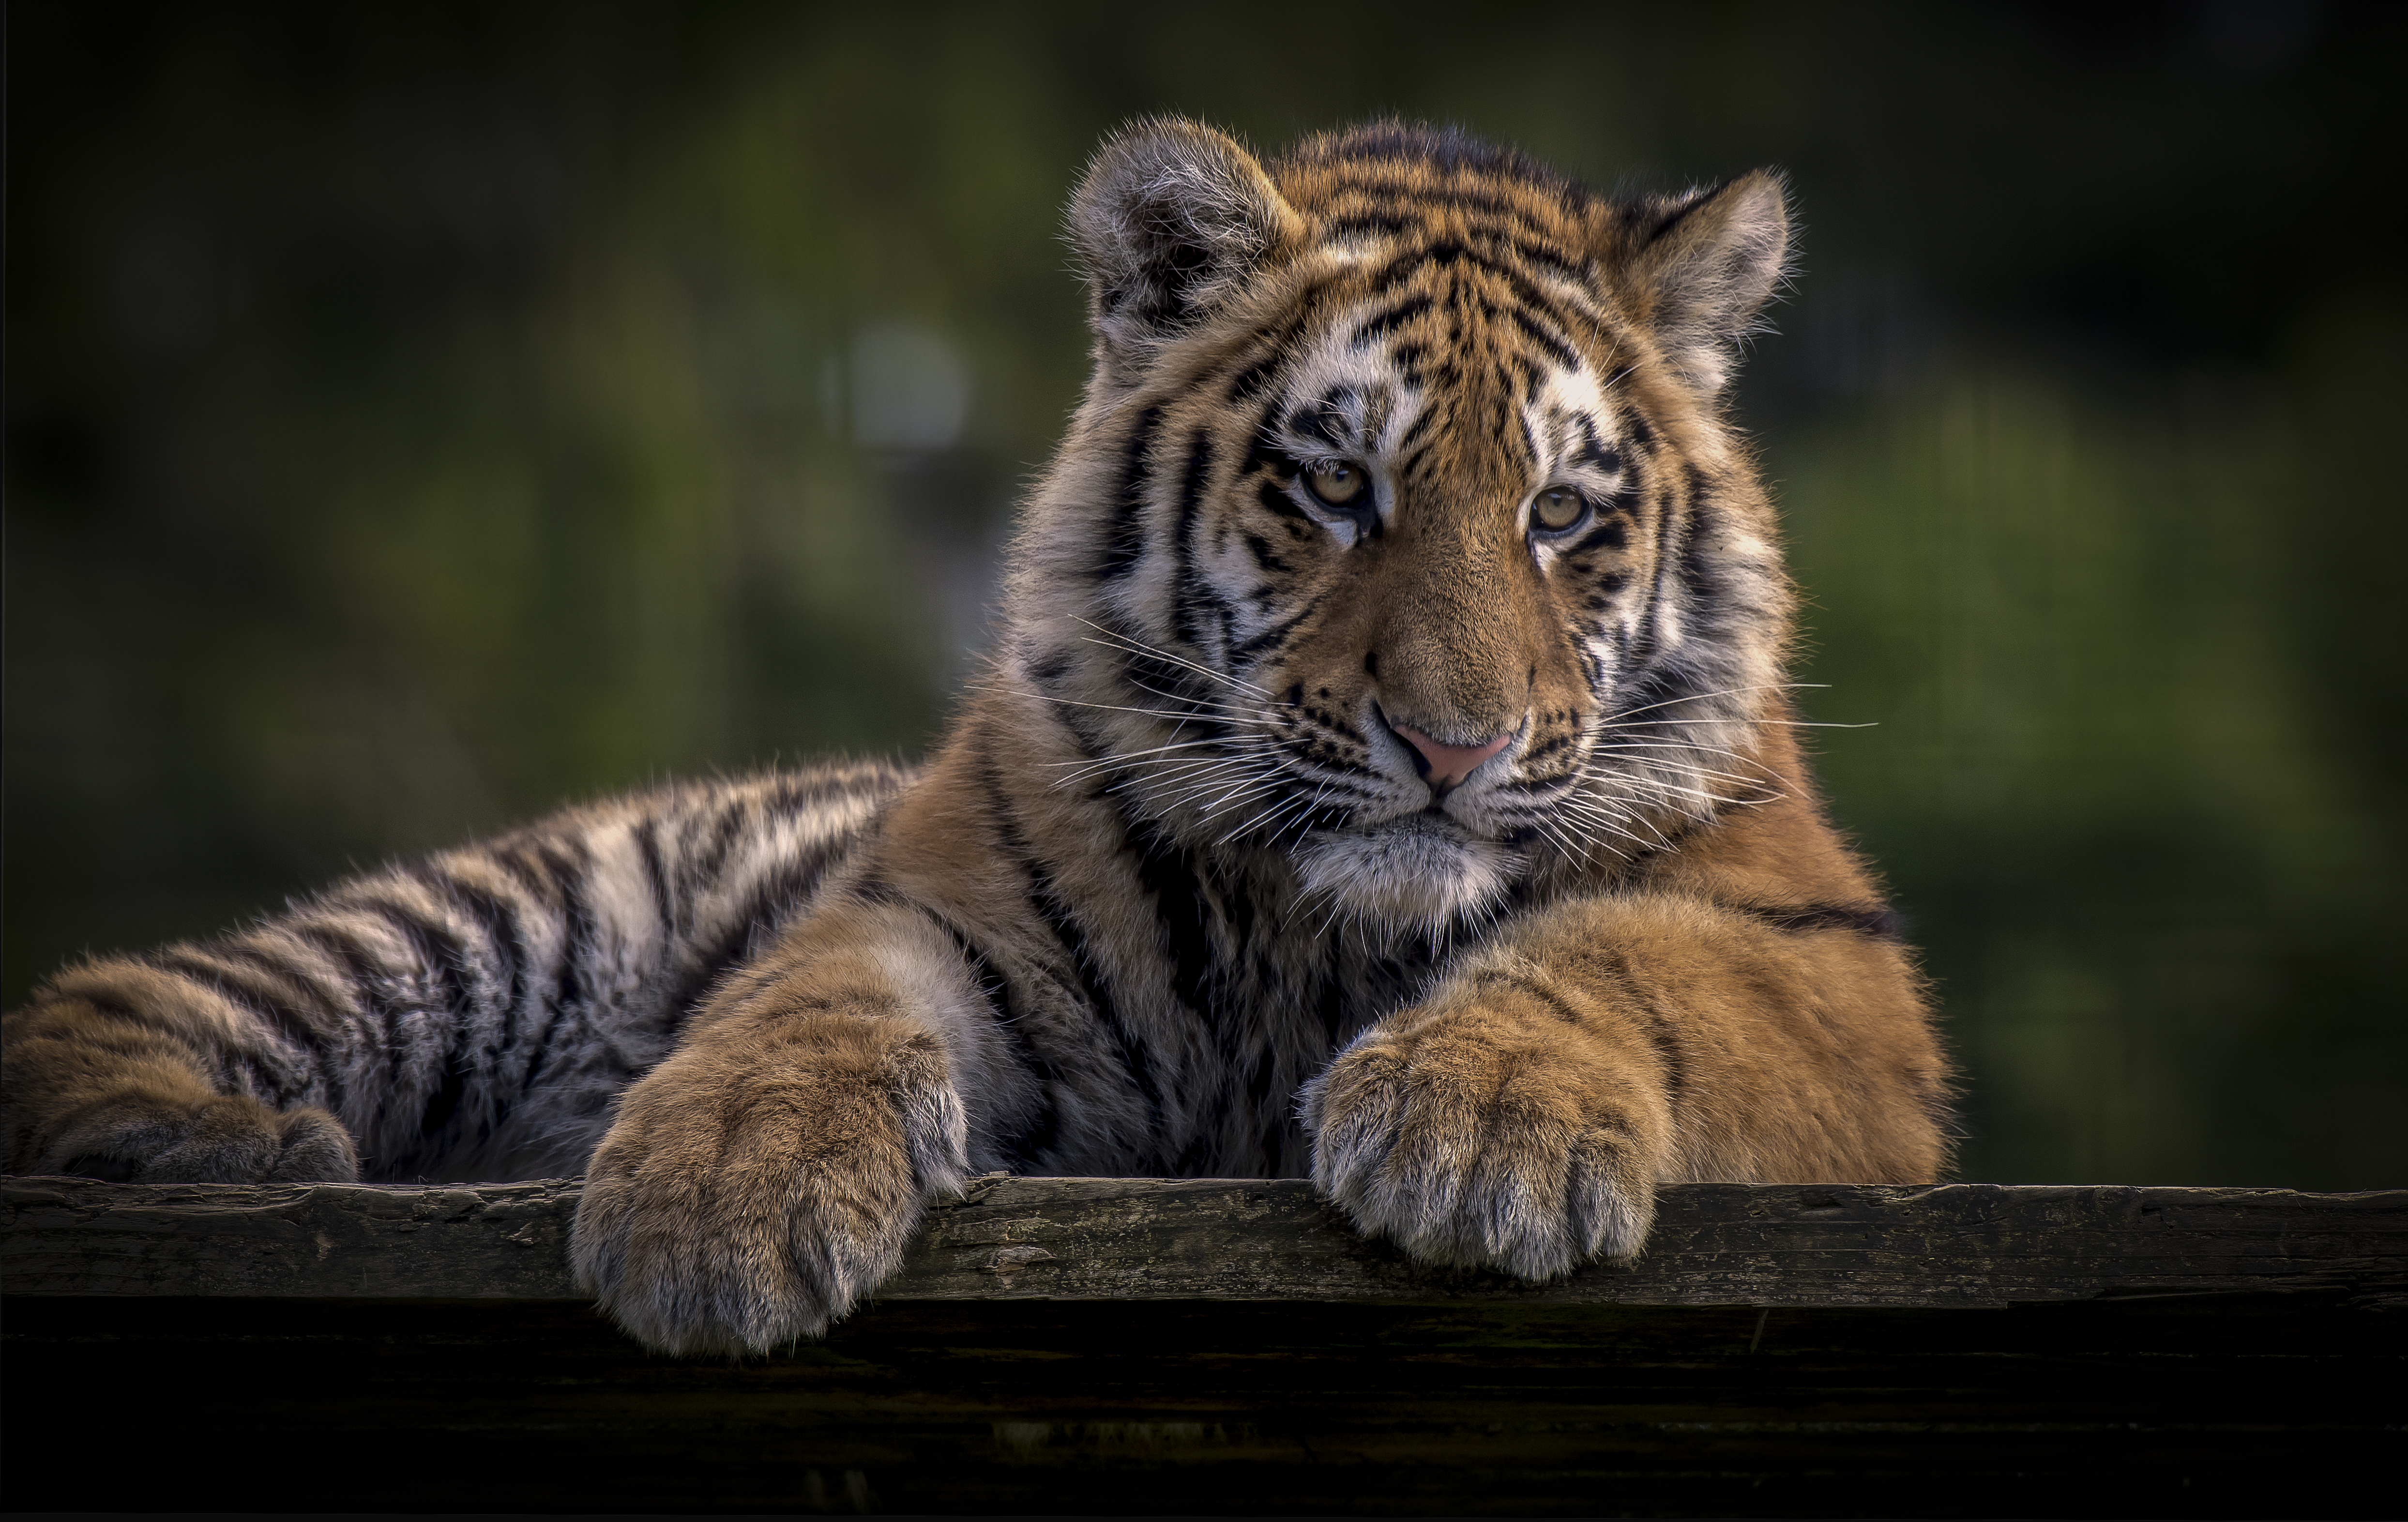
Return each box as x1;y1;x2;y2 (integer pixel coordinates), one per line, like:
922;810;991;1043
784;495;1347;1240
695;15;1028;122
1026;122;1790;931
1213;276;1660;924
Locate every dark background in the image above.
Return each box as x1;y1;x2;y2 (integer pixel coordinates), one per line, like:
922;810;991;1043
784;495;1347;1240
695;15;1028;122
7;0;2401;1186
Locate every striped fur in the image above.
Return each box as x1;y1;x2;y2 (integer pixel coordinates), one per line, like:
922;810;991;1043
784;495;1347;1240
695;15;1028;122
4;766;909;1184
3;122;1951;1354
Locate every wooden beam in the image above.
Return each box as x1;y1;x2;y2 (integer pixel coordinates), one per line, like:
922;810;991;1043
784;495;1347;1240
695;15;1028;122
5;1175;2402;1307
8;1176;2404;1514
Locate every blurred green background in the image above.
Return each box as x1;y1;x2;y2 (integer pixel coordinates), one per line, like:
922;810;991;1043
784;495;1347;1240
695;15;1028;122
7;1;2401;1186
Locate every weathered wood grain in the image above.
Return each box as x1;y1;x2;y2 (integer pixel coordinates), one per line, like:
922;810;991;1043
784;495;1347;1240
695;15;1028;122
5;1174;2402;1307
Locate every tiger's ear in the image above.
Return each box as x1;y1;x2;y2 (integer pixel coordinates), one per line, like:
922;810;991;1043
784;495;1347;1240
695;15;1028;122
1068;118;1303;364
1622;170;1790;396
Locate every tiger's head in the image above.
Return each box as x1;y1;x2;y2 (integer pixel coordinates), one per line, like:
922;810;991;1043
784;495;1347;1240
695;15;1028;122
1007;120;1795;932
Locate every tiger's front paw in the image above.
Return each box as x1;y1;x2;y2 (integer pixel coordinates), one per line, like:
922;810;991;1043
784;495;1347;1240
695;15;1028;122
569;1019;969;1355
1300;990;1668;1279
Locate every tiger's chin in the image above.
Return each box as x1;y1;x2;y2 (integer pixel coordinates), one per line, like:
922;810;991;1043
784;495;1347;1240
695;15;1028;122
1291;816;1520;934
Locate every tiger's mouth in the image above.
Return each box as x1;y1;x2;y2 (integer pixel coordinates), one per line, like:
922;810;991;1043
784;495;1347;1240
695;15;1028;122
1352;808;1476;844
1289;809;1522;932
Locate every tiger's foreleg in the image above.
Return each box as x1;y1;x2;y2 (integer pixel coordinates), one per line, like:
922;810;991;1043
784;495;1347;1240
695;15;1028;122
569;894;990;1355
1300;893;1949;1277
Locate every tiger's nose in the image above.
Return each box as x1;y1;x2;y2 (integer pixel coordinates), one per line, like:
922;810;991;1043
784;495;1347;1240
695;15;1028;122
1390;721;1513;793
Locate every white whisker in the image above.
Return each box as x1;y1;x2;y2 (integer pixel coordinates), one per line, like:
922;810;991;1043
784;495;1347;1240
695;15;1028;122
1596;682;1817;726
1073;618;1276;699
1018;691;1286;731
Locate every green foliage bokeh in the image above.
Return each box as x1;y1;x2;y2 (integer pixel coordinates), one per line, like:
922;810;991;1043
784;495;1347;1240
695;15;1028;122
7;1;2400;1184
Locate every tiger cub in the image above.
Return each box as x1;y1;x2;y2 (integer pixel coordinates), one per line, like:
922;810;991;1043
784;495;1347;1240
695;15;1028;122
2;120;1950;1353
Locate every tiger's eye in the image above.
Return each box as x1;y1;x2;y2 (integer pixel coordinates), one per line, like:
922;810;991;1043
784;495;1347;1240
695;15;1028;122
1306;463;1367;509
1533;486;1588;532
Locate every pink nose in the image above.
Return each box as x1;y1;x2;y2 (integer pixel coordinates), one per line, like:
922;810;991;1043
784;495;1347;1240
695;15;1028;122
1391;722;1513;791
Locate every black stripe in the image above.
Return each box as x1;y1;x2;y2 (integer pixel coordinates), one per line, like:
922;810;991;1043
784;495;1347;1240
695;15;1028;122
1115;653;1227;733
1565;511;1631;556
1044;698;1118;775
158;941;340;1035
1640;1009;1688;1117
506;841;598;1095
1287;391;1354;452
661;883;767;1018
1369;236;1473;293
689;801;755;909
355;894;484;1138
1225;352;1283;403
1315;963;1350;1043
1640;181;1727;249
1389;404;1439;466
1635;469;1684;666
1227;601;1316;664
926;913;1063;1172
1169;426;1217;649
1568;418;1623;476
1024;863;1164;1125
1508;237;1588;281
1095;405;1166;581
1323;212;1412;238
147;946;339;1104
281;918;420;1125
401;882;503;1007
635;817;679;942
1028;649;1072;689
1514;974;1590;1031
295;918;407;1003
1620;403;1657;453
410;868;531;1071
1254;477;1313;524
1334;176;1562;232
1485;261;1586;345
1506;305;1579;369
1736;902;1904;940
746;849;838;937
982;752;1169;1152
1129;821;1217;1019
1679;464;1722;612
1350;294;1432;346
1373;235;1587;348
1218;291;1331;405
